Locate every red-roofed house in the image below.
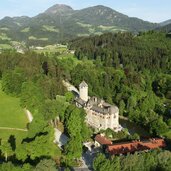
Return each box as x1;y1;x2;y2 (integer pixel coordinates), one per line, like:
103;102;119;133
107;138;166;155
95;134;112;147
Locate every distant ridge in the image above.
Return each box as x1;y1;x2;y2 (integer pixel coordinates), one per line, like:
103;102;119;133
157;22;171;34
160;19;171;26
0;4;159;46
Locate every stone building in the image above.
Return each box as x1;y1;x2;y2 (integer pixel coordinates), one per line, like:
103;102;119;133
75;81;121;131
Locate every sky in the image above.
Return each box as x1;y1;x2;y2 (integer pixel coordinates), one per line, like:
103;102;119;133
0;0;170;23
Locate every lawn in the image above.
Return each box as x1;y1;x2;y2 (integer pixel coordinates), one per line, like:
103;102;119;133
0;44;12;49
34;44;67;54
0;129;27;142
0;82;28;139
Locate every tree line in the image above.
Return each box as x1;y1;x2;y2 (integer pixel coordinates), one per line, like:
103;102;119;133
93;150;171;171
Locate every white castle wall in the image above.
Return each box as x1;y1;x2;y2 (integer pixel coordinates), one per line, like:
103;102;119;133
85;109;119;130
78;81;120;131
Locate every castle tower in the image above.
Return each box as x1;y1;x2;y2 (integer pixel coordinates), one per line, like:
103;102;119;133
79;81;88;102
109;106;119;130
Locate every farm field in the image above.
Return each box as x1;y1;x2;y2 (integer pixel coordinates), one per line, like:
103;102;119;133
34;44;67;54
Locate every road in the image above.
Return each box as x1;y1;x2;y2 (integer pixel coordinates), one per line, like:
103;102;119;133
74;149;99;171
62;80;79;95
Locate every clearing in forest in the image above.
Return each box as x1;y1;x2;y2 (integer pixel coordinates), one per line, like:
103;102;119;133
0;81;28;139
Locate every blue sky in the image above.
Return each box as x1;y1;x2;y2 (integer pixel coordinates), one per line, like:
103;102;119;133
0;0;170;23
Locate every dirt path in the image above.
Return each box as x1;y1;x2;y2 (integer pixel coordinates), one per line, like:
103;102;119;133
0;127;28;131
62;80;79;95
24;109;33;123
119;115;129;121
0;109;33;132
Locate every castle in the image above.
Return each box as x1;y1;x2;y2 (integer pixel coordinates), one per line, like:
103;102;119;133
75;81;121;131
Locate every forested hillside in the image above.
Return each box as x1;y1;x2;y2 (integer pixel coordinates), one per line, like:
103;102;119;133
0;31;171;170
70;31;171;72
157;23;171;35
69;31;171;137
0;50;93;169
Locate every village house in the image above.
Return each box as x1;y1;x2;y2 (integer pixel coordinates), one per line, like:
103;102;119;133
95;134;112;147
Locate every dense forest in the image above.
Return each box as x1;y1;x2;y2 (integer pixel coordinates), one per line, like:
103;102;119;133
69;31;171;137
0;31;171;170
93;150;171;171
0;51;92;170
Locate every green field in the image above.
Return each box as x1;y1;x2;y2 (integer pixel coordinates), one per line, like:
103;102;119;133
0;129;27;142
0;44;12;49
0;82;28;140
42;25;59;33
34;44;67;54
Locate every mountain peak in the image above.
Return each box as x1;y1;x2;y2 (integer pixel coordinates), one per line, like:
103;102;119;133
0;4;158;46
44;4;73;15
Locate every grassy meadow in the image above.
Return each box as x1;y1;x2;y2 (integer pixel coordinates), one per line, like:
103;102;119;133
0;82;28;140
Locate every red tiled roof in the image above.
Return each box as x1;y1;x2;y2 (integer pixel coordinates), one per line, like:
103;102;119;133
141;138;166;149
107;138;166;155
95;134;112;145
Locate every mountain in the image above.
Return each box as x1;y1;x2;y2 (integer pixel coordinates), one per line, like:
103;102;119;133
44;4;74;15
0;4;159;47
156;19;171;34
156;23;171;36
160;19;171;26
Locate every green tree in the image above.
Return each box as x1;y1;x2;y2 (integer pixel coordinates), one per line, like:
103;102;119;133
93;153;120;171
34;159;58;171
0;140;13;161
65;106;82;137
39;99;59;121
65;92;74;103
27;114;48;138
149;116;168;136
2;68;26;96
20;81;45;113
0;162;22;171
15;143;28;162
119;100;125;115
64;106;83;159
65;137;82;159
93;153;106;171
110;156;120;171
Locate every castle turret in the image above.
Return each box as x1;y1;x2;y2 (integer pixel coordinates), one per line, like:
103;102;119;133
109;106;119;129
79;81;88;102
